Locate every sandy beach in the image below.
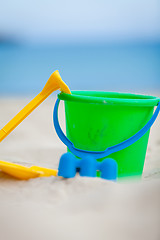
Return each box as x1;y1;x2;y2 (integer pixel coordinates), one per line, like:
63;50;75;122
0;95;160;240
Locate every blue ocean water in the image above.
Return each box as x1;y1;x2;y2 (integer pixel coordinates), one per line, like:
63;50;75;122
0;43;160;95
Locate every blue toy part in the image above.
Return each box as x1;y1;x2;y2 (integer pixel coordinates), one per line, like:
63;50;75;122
79;156;97;177
53;99;160;160
58;153;78;178
58;153;118;180
99;158;118;181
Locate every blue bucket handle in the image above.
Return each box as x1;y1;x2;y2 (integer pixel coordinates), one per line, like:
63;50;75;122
53;98;160;159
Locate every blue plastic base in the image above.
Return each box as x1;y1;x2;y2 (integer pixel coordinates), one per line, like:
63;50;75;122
58;153;117;181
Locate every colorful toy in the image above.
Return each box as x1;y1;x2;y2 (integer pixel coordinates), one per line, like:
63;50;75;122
54;91;160;179
0;70;69;180
0;161;58;180
58;153;118;180
0;71;160;181
0;70;71;142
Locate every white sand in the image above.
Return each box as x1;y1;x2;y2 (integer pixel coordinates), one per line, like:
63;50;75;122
0;95;160;240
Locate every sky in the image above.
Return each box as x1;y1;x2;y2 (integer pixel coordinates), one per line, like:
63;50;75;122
0;0;160;44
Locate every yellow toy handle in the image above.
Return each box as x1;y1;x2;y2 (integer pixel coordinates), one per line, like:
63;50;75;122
0;70;71;142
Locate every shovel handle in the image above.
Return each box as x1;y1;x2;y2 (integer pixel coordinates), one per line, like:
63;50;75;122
0;70;71;142
0;87;59;142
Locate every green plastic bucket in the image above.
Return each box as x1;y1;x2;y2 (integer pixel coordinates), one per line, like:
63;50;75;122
58;91;159;178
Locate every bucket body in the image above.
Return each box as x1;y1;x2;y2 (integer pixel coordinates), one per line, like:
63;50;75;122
58;91;159;178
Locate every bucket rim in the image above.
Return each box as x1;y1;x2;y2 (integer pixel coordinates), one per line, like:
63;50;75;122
58;91;160;106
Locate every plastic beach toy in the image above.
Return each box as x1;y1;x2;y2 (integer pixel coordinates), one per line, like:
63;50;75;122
0;160;58;180
0;70;70;180
54;91;160;179
0;70;71;142
0;71;160;181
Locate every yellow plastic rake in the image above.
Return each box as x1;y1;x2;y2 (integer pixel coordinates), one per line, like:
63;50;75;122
0;70;71;180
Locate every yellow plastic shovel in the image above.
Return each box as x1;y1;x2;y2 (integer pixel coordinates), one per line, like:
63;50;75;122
0;70;71;180
0;70;71;142
0;160;58;180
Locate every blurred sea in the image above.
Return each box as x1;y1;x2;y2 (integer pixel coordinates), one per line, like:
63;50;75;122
0;43;160;96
